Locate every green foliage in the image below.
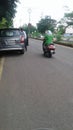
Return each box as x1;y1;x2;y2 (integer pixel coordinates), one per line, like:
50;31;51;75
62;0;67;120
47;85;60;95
64;12;73;26
28;24;37;34
21;24;37;34
21;24;29;33
0;0;19;27
58;11;73;30
56;32;62;41
57;25;65;35
31;31;41;38
37;16;57;33
0;17;7;28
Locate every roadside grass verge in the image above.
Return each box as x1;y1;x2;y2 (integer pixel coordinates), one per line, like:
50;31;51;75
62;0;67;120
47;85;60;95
30;37;73;48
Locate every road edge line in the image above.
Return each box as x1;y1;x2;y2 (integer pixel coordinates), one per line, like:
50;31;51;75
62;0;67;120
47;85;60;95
0;57;5;80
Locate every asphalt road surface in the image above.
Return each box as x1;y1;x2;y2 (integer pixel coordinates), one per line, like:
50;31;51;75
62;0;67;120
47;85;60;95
0;38;73;130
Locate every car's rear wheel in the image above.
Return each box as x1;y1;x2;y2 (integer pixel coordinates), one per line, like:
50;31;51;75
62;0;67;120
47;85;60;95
20;49;25;54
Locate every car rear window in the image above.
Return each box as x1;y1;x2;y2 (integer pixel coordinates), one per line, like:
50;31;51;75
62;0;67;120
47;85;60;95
0;30;20;37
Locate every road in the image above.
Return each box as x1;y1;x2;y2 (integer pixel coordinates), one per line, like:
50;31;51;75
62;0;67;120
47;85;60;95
0;38;73;130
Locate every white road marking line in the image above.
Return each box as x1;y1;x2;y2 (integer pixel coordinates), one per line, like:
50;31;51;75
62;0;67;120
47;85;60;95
0;57;5;80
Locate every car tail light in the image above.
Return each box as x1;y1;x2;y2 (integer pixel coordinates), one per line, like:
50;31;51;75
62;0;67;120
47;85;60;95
20;36;25;43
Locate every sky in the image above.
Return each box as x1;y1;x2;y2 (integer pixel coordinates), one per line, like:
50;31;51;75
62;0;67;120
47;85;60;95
13;0;73;27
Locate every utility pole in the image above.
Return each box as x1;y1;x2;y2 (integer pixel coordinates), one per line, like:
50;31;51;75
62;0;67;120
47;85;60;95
28;8;31;36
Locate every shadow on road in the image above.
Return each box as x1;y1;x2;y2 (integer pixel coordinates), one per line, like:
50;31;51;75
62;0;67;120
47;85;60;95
34;53;55;60
0;51;23;58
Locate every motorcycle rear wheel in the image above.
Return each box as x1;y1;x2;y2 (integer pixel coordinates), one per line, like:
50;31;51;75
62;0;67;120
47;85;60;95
49;51;52;58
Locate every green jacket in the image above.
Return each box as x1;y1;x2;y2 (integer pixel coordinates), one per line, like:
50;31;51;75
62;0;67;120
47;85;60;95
44;34;53;45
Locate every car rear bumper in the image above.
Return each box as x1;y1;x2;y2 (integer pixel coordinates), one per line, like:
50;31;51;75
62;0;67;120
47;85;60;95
0;44;24;51
0;47;24;52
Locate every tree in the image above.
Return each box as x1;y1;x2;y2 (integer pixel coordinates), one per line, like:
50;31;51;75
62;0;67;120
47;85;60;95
64;12;73;26
0;0;19;28
37;16;57;34
21;24;37;34
28;24;37;34
58;11;73;32
57;25;65;34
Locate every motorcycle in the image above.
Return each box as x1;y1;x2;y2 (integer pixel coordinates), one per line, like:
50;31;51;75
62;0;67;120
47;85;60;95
43;43;55;58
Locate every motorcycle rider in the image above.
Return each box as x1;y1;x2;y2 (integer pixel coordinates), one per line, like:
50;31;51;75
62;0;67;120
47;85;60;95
43;30;55;56
43;30;53;47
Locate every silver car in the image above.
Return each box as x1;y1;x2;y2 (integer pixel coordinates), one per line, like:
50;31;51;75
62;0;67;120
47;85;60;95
0;28;25;54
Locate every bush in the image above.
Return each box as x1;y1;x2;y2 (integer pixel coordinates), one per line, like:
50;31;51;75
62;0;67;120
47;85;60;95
0;17;7;28
56;32;62;41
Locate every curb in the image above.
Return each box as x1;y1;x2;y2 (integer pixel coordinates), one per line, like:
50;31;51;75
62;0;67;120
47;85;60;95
30;37;73;48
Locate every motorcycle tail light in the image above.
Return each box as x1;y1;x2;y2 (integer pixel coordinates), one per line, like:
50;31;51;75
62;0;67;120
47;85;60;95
48;45;55;49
